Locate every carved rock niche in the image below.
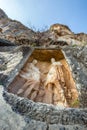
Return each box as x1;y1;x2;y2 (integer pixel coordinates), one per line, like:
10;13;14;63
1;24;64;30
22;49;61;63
8;49;79;108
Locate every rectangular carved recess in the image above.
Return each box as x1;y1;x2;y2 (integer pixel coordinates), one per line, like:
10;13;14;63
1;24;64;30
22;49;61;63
8;49;79;108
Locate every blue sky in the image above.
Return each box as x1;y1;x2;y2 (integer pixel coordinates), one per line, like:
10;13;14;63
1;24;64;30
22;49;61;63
0;0;87;33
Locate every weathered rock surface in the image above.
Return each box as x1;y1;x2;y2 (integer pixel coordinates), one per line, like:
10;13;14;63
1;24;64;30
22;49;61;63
4;90;87;125
0;38;15;46
0;81;86;130
0;18;38;45
0;8;87;46
0;8;8;19
63;46;87;107
8;49;78;108
0;85;26;130
0;46;87;130
0;8;87;130
0;46;33;87
39;23;87;46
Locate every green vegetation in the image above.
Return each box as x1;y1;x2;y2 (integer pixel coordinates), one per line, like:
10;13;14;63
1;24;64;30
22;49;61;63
71;99;80;108
72;44;78;47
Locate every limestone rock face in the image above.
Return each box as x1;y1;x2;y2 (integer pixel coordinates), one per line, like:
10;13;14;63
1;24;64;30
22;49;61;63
0;18;37;45
0;46;87;130
0;9;38;45
0;85;26;130
75;33;87;43
50;24;73;36
36;23;87;46
0;8;87;46
63;46;87;107
0;8;8;19
0;8;87;130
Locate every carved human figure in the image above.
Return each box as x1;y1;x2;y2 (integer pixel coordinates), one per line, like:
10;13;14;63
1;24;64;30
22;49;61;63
17;59;41;100
44;58;68;107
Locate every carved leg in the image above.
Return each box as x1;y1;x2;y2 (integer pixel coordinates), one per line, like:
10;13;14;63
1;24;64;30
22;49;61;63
30;91;38;101
43;83;53;104
30;81;40;101
55;82;68;107
35;87;45;102
53;87;60;105
24;81;40;98
17;79;34;95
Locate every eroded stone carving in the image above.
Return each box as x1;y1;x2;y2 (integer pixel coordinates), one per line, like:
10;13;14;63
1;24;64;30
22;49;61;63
14;59;78;107
17;59;41;100
8;50;79;108
44;58;68;107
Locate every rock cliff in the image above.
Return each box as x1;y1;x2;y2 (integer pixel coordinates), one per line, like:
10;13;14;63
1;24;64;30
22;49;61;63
0;8;87;46
0;8;87;130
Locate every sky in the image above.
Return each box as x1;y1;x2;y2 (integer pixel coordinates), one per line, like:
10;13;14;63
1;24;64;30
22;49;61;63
0;0;87;33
